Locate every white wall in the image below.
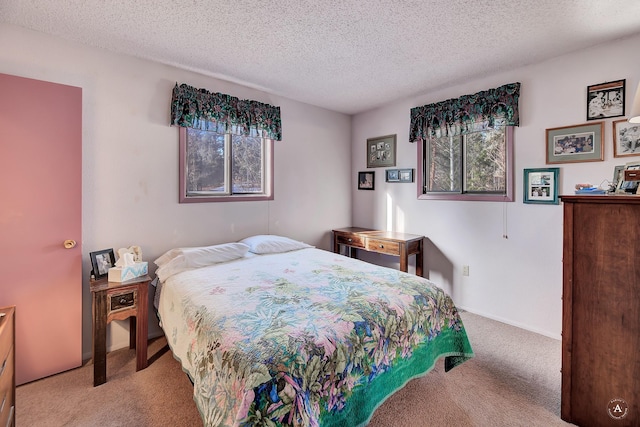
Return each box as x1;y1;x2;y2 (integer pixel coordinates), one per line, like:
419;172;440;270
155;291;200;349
352;33;640;339
0;24;352;358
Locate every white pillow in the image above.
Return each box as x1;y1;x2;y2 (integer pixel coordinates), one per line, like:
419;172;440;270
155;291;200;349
239;235;313;254
154;242;250;268
154;248;182;267
181;243;250;267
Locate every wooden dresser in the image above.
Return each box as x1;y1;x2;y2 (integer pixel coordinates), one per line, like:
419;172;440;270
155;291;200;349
560;195;639;426
0;306;15;427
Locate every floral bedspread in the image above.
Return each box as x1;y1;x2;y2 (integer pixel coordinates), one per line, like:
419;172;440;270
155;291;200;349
157;248;473;426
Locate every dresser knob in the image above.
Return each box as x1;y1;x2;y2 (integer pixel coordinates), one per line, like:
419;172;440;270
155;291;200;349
348;238;352;242
379;244;384;248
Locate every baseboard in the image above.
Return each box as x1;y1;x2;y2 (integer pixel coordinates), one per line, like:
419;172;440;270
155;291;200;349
458;306;561;341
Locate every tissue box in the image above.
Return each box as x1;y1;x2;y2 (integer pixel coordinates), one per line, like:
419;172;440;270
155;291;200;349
108;262;148;282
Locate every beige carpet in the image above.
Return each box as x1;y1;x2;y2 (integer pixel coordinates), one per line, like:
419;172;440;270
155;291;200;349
16;312;573;426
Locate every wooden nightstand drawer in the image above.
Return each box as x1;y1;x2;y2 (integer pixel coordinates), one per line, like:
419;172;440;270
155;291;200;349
336;233;366;248
366;238;400;256
109;290;136;313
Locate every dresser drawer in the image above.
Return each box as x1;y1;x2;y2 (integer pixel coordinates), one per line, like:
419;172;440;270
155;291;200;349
109;290;137;313
0;346;13;427
0;316;12;360
336;233;366;248
366;238;400;256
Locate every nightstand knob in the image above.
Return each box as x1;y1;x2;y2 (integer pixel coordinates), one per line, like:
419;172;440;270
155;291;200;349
119;298;127;304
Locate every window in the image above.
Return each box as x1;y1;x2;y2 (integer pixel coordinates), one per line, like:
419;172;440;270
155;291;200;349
179;126;273;203
418;126;514;201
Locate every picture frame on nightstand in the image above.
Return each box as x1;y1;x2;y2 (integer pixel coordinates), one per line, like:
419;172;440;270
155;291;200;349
89;248;115;280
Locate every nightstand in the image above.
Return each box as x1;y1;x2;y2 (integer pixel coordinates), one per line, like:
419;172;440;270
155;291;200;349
90;275;151;386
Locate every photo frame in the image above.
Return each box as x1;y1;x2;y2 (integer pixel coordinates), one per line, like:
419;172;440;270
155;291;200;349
587;79;626;120
546;122;604;164
616;161;640;194
587;79;625;120
612;164;625;192
613;119;640;158
386;168;414;182
366;134;396;168
523;168;559;205
89;248;115;280
398;168;414;183
358;171;375;190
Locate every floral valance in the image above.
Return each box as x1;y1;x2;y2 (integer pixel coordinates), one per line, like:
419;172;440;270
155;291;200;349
409;82;520;142
171;83;282;141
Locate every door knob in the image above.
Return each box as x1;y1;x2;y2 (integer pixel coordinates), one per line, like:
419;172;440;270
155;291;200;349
64;240;77;249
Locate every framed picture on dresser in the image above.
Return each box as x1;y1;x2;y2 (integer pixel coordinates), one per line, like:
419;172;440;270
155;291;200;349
89;248;115;279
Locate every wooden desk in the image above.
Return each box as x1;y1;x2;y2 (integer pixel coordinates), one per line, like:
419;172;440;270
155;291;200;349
90;275;151;386
332;227;424;276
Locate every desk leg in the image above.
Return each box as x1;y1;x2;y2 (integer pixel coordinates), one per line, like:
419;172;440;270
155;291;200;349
416;242;424;277
135;283;148;371
92;291;107;386
399;245;408;272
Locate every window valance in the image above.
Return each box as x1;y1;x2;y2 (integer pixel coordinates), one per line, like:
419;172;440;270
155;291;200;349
409;82;520;142
171;83;282;141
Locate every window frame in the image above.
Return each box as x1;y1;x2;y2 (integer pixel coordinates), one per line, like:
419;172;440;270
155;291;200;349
178;126;274;203
416;126;514;201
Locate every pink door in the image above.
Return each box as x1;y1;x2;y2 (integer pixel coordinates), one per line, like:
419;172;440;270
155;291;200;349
0;73;82;385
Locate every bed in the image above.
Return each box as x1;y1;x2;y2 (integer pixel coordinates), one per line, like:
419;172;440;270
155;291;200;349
154;235;473;427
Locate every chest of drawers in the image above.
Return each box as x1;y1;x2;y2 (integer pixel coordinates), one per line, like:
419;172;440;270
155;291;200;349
0;306;15;427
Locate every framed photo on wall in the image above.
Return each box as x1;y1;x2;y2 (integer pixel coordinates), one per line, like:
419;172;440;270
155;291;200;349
613;119;640;157
587;79;625;120
546;122;604;164
385;169;399;182
398;168;414;182
523;168;559;205
89;248;115;280
366;134;396;168
358;171;375;190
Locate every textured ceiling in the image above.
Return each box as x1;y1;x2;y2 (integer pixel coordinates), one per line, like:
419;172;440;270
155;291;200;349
2;0;640;114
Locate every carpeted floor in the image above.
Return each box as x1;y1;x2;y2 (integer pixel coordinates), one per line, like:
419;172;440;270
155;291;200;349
16;312;573;426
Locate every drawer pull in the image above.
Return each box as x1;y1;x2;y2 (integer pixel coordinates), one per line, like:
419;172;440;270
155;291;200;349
120;298;128;304
348;238;352;242
379;244;384;248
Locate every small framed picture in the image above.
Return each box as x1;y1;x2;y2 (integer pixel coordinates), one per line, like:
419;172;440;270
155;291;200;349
617;161;640;194
546;122;604;164
90;248;115;280
587;79;625;120
398;168;414;183
523;168;559;205
612;164;625;192
366;134;396;168
613;119;640;157
385;169;399;182
358;171;375;190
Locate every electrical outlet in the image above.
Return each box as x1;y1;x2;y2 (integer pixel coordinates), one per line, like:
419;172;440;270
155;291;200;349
463;265;469;276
